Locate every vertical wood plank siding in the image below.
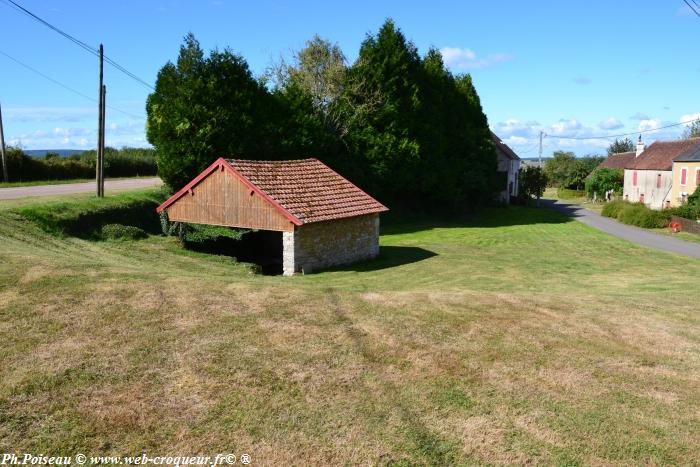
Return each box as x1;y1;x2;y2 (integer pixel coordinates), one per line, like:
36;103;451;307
166;168;294;231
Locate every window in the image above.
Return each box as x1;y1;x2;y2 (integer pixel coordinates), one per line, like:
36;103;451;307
656;173;662;188
681;167;688;186
632;171;638;186
696;169;700;186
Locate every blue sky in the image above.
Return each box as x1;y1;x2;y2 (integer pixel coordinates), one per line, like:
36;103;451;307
1;0;698;157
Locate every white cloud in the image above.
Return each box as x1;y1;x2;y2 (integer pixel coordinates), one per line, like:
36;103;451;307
440;47;512;71
548;118;582;136
598;118;624;130
680;113;700;126
638;119;662;132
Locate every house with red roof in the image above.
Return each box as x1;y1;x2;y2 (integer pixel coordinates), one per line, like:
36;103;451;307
157;158;388;275
594;151;636;171
623;137;700;209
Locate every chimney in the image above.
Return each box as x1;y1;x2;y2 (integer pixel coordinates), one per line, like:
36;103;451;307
636;134;645;157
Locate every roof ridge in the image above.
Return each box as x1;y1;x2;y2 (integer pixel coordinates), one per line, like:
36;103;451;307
226;158;319;164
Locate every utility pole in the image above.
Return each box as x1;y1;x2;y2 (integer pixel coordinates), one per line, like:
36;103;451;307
538;130;544;167
100;84;106;196
96;43;104;197
0;102;8;182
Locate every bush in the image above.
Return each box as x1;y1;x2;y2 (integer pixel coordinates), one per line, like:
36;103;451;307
101;224;148;240
601;200;626;218
585;168;623;199
668;203;700;220
602;201;670;228
687;186;700;206
1;146;157;183
616;203;670;228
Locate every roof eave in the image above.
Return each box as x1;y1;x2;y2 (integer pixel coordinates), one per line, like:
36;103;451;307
156;157;304;227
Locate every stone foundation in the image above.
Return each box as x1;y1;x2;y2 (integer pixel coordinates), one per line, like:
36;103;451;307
282;214;380;275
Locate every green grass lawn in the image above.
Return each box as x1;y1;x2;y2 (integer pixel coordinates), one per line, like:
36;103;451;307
0;190;699;464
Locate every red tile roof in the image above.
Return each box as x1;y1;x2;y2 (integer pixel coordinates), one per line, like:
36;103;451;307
596;151;635;170
227;158;388;224
627;139;700;170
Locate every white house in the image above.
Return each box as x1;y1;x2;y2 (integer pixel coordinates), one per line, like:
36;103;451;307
493;133;521;203
623;137;700;210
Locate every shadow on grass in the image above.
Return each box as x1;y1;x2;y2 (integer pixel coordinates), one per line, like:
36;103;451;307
320;246;437;273
380;204;572;236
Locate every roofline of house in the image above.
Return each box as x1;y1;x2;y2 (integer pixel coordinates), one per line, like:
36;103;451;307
155;157;304;226
491;132;520;161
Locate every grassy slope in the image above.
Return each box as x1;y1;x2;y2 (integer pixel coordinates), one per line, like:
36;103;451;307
0;192;699;464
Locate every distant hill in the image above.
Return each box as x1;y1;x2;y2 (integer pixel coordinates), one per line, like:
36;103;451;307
24;149;86;158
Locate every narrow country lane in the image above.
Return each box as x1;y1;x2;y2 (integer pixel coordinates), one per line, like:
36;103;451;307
0;177;162;200
543;198;700;260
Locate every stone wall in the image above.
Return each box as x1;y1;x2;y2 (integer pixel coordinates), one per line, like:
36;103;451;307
282;214;380;275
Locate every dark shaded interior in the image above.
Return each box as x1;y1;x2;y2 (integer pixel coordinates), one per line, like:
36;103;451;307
184;229;283;275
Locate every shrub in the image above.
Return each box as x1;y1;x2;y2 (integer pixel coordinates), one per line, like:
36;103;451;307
1;146;156;183
601;200;626;218
687;186;700;206
585;168;623;199
101;224;148;240
616;203;670;228
602;201;672;228
668;203;700;220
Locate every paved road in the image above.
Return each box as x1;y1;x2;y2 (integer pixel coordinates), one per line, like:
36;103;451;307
543;199;700;260
0;177;162;200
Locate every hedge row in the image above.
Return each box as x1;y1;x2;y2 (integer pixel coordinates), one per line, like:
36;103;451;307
2;147;157;182
601;200;700;228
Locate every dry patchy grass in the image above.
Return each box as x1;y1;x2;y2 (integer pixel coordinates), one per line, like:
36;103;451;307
0;194;699;465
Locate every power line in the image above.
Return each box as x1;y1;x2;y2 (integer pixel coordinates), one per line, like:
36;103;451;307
683;0;700;18
0;0;155;90
0;49;143;120
549;117;700;140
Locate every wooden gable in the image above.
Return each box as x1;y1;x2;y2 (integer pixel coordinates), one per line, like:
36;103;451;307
165;166;296;232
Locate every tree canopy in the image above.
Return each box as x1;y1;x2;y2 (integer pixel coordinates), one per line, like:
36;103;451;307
146;33;278;189
585;168;624;199
607;138;635;156
544;151;603;189
147;21;497;211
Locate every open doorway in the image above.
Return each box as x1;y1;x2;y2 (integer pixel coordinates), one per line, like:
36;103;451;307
232;230;283;275
182;227;283;275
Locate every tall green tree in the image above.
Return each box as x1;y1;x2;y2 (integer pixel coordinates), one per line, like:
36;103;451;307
520;166;547;205
568;155;605;190
544;151;576;187
607;137;634;155
342;19;423;197
146;33;277;189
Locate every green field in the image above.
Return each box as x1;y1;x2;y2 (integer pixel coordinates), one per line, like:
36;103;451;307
1;190;699;464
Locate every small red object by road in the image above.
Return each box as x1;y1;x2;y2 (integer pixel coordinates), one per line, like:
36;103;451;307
670;221;682;233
